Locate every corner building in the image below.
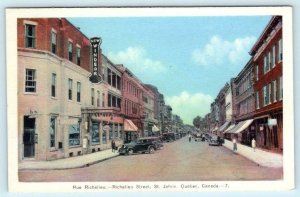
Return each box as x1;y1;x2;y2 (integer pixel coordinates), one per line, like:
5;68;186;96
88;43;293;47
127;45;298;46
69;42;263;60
18;18;123;161
250;16;283;152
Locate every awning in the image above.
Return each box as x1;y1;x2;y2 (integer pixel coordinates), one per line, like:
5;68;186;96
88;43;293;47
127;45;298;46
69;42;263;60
124;119;138;132
152;125;160;132
218;121;230;132
223;124;236;133
227;119;254;134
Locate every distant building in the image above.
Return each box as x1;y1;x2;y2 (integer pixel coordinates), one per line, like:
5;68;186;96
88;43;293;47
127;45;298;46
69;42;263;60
249;16;283;152
142;85;158;136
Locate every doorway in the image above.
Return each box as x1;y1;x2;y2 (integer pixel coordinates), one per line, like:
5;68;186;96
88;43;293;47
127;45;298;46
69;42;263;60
23;116;35;158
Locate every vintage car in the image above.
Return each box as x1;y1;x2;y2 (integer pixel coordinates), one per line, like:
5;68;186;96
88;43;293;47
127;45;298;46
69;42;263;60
162;132;176;142
118;137;158;155
208;136;224;146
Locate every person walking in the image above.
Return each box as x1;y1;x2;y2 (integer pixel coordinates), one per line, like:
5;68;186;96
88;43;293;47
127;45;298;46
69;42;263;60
232;137;237;153
188;134;192;142
111;140;116;153
251;138;256;152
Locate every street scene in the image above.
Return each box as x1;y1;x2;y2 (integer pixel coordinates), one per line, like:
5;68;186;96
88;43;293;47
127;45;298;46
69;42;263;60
16;12;284;183
19;135;282;182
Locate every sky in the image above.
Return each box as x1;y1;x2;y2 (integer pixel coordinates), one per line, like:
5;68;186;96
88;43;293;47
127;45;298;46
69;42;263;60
68;16;271;125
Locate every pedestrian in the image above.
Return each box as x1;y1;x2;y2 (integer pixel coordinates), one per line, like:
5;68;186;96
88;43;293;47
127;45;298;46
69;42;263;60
188;134;191;142
232;137;237;153
111;140;116;153
251;138;256;152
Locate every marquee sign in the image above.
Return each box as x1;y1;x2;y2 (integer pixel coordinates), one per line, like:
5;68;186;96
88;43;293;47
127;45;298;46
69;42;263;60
89;37;102;83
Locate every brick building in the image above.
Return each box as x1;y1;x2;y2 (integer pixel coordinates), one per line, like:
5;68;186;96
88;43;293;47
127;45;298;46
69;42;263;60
18;18;123;161
249;16;283;152
117;64;144;142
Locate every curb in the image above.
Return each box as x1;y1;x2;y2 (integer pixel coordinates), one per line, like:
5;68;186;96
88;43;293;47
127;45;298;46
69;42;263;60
19;154;120;171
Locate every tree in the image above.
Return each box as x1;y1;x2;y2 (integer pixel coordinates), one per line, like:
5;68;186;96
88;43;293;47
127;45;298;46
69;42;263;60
193;116;202;128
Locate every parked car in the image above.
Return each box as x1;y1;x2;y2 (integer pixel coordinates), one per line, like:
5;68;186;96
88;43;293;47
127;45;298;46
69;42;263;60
162;132;176;142
208;136;224;146
118;137;157;155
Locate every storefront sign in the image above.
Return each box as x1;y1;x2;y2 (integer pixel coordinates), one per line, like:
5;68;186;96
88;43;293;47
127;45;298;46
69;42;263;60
268;118;277;126
89;37;102;83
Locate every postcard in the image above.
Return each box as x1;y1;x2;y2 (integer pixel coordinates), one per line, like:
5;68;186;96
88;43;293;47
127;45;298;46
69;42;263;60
6;6;294;192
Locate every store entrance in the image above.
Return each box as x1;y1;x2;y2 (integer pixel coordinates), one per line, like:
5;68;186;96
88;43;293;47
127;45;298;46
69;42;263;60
23;116;35;158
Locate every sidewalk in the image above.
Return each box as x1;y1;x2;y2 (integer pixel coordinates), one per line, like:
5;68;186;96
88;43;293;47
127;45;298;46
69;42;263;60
19;149;119;170
223;139;283;168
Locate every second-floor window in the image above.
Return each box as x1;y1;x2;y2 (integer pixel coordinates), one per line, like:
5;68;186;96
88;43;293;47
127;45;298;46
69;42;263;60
97;91;100;107
51;73;56;97
68;42;73;62
273;80;277;102
77;82;81;102
68;79;72;100
272;45;276;68
25;24;36;48
279;76;283;100
263;55;269;74
25;69;36;93
51;32;57;54
91;88;95;106
256;91;260;109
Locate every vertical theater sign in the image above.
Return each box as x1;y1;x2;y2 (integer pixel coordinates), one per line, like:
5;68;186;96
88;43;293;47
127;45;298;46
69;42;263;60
89;37;102;83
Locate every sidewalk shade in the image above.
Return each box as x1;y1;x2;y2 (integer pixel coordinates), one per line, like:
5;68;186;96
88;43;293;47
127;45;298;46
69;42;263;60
223;124;236;133
124;119;138;132
152;125;160;132
225;119;253;134
218;121;230;133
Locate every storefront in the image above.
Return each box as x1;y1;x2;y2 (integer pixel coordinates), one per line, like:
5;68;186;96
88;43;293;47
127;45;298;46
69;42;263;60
124;119;139;143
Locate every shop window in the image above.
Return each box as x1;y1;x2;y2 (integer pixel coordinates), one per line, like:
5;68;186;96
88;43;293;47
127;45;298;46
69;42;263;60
25;69;36;93
91;122;100;144
109;126;113;140
49;117;56;148
69;122;80;146
25;24;36;48
102;128;107;144
114;124;119;138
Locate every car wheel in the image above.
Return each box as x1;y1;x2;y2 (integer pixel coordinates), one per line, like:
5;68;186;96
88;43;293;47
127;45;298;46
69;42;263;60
148;147;155;154
128;149;133;155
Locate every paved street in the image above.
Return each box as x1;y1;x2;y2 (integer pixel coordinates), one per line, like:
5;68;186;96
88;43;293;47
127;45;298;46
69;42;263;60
19;137;283;182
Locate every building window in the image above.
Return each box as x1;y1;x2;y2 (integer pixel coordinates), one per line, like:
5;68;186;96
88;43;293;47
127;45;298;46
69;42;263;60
51;31;57;54
68;42;73;62
263;83;271;106
68;79;72;100
102;93;105;107
256;91;260;109
107;68;111;85
263;55;269;74
117;76;121;90
272;45;276;68
25;69;36;92
97;91;100;107
268;51;272;69
76;47;81;66
273;80;277;102
112;96;116;107
91;122;100;144
69;122;80;146
77;82;81;102
51;73;56;97
278;39;283;62
255;65;259;81
91;88;95;106
102;126;107;144
117;98;121;109
112;72;116;88
279;76;283;100
108;93;111;107
114;124;119;139
25;24;36;48
109;126;113;140
49;117;56;148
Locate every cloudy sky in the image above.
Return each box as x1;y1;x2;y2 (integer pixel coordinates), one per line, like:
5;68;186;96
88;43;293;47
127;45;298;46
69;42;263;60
68;16;271;125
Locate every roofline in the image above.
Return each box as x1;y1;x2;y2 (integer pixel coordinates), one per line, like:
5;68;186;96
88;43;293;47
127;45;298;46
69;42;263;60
62;18;91;41
249;16;281;55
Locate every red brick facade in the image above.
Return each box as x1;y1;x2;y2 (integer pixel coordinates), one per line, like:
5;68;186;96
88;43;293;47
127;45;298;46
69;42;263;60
250;16;283;152
17;18;101;74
